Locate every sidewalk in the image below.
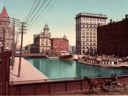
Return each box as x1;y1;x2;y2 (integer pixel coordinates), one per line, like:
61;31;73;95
10;57;48;84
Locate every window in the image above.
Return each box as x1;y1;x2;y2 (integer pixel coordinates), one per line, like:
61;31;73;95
86;32;89;35
86;39;89;42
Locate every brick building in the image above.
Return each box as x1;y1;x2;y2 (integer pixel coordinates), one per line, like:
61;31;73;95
51;35;69;54
97;15;128;57
0;7;13;52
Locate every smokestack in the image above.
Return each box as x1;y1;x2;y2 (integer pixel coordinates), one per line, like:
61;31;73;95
110;19;112;23
125;14;128;19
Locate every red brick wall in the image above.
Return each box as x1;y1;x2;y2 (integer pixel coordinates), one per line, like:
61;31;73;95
97;18;128;57
51;38;69;53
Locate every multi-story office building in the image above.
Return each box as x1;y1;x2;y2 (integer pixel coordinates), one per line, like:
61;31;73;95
75;13;107;54
31;24;51;53
51;35;69;54
97;15;128;57
0;7;13;52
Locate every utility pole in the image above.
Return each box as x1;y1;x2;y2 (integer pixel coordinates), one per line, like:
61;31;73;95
11;18;15;70
18;22;26;77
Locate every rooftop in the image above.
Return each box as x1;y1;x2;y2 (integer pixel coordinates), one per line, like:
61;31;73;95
75;12;107;19
0;6;9;17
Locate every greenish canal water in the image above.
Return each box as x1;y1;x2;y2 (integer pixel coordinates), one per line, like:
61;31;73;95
26;58;128;79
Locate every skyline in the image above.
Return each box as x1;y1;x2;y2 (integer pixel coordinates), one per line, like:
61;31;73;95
0;0;128;46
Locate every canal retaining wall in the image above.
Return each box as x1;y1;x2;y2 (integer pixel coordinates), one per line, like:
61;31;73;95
9;75;128;95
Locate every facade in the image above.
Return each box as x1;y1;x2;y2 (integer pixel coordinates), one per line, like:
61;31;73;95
51;35;69;54
69;46;76;54
97;15;128;57
31;24;51;53
0;7;13;52
24;44;32;53
75;13;107;54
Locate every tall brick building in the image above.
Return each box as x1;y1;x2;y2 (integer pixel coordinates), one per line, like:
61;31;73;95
97;15;128;57
0;7;13;52
51;35;69;54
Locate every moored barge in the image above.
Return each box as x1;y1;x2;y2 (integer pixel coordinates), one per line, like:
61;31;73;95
79;55;128;68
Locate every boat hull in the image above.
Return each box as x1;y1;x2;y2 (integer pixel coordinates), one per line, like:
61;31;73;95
59;55;73;60
79;60;128;68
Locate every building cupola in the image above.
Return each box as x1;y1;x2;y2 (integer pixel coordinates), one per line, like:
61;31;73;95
43;23;49;31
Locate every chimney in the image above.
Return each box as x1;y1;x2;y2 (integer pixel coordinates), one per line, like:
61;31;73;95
110;19;112;23
125;14;128;19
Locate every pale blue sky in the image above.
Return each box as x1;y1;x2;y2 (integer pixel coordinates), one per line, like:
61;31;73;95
0;0;128;46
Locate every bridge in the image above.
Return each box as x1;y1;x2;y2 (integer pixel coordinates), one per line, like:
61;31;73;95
15;52;48;57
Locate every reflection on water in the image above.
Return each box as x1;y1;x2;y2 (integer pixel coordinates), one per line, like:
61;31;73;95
26;58;128;79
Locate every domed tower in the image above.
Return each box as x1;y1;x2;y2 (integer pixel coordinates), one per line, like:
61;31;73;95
63;35;67;39
39;24;51;54
41;24;51;38
44;24;49;32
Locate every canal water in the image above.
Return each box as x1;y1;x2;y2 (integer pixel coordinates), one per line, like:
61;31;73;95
26;58;128;79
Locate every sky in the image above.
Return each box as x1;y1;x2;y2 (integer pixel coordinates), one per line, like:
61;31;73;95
0;0;128;46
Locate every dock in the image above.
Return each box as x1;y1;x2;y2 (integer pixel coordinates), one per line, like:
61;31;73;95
10;57;48;84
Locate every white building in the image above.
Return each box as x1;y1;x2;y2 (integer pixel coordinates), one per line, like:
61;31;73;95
75;13;107;54
32;24;51;54
40;24;51;53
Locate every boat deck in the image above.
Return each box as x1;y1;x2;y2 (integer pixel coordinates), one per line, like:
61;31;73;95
79;60;128;68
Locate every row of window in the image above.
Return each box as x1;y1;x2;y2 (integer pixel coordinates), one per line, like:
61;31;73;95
81;17;106;22
82;36;96;38
82;39;96;42
81;46;96;50
81;24;97;28
82;43;96;46
81;32;96;35
81;28;97;31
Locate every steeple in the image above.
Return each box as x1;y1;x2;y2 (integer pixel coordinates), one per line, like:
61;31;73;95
0;6;9;17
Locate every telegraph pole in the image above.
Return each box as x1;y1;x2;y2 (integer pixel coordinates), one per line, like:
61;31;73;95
11;18;15;70
18;22;26;77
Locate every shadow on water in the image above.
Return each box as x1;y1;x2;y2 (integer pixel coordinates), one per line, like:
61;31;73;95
59;59;74;65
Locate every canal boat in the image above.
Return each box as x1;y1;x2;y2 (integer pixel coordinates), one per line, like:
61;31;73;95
59;53;73;60
79;55;128;68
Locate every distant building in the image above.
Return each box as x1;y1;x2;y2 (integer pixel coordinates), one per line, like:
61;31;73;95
69;46;76;54
75;13;107;54
31;24;51;53
24;44;32;53
97;15;128;57
51;35;69;54
0;7;14;52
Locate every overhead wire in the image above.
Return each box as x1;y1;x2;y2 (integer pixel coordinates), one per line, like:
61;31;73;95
24;0;37;22
27;0;56;29
25;0;41;24
26;0;47;26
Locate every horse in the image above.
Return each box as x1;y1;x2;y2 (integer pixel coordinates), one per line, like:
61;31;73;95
101;78;127;92
84;76;100;93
